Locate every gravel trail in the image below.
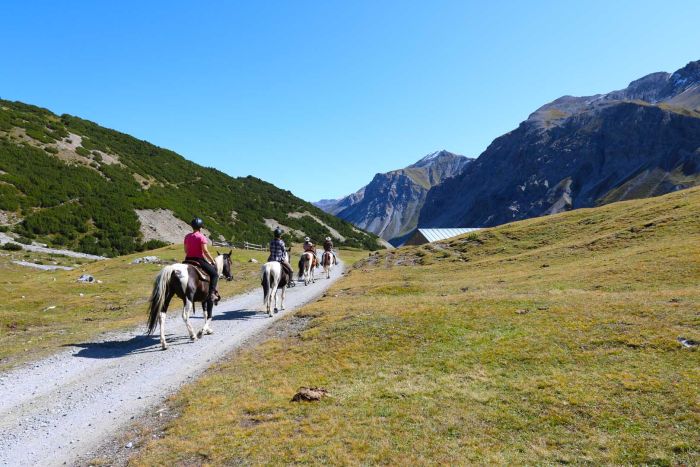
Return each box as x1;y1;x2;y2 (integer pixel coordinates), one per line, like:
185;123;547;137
0;259;343;466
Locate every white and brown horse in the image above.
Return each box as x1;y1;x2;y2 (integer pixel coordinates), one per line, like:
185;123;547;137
298;250;316;285
146;252;233;350
321;250;335;279
261;251;291;316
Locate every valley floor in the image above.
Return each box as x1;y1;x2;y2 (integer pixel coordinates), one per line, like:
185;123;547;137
130;188;699;465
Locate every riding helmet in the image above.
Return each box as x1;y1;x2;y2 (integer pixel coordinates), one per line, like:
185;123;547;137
190;217;204;229
325;236;331;241
274;227;283;238
304;237;310;242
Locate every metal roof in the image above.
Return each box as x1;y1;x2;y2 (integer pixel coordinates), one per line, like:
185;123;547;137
418;228;481;243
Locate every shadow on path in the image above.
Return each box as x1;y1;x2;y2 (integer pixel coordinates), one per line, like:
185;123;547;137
213;308;263;322
67;334;194;359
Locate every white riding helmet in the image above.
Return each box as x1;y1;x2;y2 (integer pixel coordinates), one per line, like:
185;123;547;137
325;237;331;241
304;237;310;242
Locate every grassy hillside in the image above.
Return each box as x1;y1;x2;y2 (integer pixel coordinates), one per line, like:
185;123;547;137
0;100;380;256
132;187;699;465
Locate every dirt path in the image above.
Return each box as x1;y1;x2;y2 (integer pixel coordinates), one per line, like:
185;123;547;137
0;259;344;467
0;233;106;260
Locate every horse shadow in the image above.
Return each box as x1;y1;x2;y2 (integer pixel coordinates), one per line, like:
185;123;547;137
68;309;265;359
67;334;194;359
212;308;264;322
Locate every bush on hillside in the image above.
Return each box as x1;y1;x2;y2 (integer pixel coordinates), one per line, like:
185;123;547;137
1;242;22;251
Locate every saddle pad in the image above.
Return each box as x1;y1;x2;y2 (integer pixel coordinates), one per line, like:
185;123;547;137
182;260;210;282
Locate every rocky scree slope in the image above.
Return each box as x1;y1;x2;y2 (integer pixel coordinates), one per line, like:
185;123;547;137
420;60;700;228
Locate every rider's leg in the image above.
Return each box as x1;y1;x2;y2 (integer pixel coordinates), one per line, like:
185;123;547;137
198;259;219;300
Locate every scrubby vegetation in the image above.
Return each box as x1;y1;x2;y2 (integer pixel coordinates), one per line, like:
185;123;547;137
0;100;380;256
133;188;699;465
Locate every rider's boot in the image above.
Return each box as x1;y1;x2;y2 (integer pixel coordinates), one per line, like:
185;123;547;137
208;288;220;304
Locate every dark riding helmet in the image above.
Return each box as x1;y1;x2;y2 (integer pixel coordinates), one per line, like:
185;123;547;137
274;227;283;238
190;217;204;229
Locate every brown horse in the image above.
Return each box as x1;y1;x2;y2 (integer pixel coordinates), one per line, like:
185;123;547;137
321;250;334;279
298;251;316;285
146;251;233;350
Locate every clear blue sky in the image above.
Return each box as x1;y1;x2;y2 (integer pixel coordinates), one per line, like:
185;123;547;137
2;1;700;201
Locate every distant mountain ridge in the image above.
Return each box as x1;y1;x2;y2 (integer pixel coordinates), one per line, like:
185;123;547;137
0;100;381;256
315;150;471;244
419;60;700;229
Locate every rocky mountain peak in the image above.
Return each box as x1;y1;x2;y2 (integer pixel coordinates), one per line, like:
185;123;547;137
410;149;459;168
314;150;472;243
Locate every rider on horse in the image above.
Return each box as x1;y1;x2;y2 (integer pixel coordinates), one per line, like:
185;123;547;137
303;237;318;267
269;227;294;284
323;236;337;265
184;217;219;302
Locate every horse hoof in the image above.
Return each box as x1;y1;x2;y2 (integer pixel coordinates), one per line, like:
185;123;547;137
161;345;168;351
205;329;213;335
190;335;198;341
197;330;203;339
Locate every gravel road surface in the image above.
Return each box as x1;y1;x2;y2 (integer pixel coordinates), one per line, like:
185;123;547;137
0;259;343;466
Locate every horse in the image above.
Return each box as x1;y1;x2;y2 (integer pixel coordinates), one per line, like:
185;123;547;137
261;250;291;317
298;250;316;285
321;250;334;279
146;251;233;350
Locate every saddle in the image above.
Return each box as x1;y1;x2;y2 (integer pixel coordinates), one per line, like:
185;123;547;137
183;260;210;282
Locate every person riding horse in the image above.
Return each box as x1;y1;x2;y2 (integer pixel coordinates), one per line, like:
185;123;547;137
323;236;337;265
303;237;318;267
184;217;219;302
269;227;294;285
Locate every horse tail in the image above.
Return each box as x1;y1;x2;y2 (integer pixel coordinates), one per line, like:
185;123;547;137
298;255;305;280
147;265;176;335
261;265;271;304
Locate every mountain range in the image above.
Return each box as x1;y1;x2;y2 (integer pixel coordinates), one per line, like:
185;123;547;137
314;150;471;245
320;60;700;240
0;100;381;256
419;60;700;229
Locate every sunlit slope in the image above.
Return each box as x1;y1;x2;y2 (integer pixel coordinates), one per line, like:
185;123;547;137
133;187;699;465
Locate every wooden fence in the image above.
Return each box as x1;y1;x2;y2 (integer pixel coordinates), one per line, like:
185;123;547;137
212;240;265;251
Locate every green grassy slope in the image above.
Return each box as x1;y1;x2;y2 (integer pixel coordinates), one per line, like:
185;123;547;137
0;100;380;256
133;187;699;465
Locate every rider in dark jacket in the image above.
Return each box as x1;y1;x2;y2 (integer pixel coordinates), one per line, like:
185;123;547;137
269;228;294;283
323;236;337;265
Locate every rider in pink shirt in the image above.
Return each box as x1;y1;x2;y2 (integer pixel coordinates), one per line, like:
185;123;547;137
184;217;218;301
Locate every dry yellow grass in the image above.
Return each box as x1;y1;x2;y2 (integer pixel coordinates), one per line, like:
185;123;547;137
130;188;699;464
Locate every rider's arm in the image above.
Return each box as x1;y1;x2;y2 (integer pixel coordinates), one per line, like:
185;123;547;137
202;242;215;264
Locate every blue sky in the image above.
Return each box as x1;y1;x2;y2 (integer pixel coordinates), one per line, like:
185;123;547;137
2;1;700;201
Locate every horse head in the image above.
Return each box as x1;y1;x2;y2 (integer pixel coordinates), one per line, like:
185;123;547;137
221;250;234;281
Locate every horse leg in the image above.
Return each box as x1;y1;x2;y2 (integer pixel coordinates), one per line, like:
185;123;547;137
159;312;168;350
204;301;214;335
198;301;214;338
182;298;197;341
271;280;279;316
280;284;286;310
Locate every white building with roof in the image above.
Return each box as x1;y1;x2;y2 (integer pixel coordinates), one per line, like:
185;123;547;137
403;228;481;246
